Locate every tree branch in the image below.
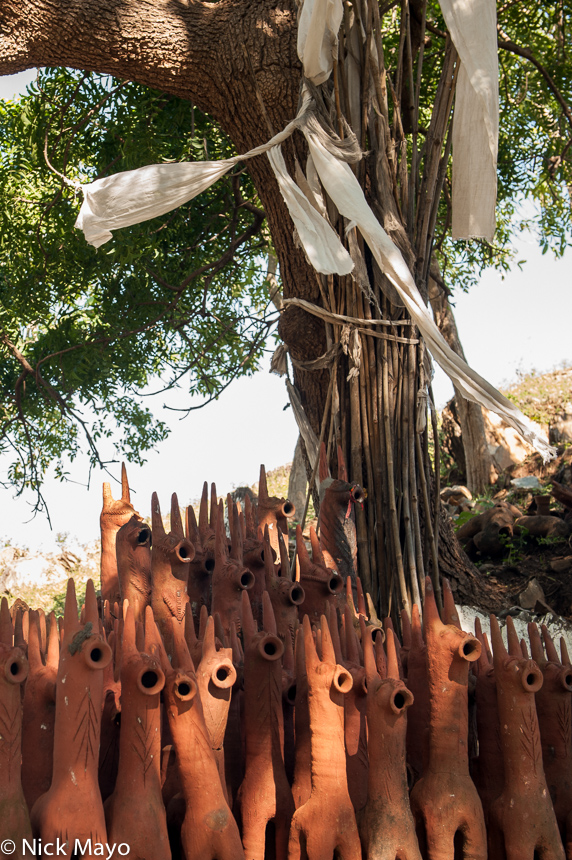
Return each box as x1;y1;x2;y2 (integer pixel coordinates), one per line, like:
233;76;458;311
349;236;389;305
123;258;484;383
498;31;572;135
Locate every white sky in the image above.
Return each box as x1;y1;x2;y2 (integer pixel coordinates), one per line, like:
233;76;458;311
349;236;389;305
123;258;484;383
0;71;570;551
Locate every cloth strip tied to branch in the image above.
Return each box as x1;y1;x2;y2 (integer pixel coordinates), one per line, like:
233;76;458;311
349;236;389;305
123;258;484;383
71;89;551;459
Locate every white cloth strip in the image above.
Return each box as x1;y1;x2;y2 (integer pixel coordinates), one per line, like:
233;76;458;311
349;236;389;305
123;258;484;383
75;94;313;248
267;146;353;275
297;0;344;84
301;119;553;459
438;0;499;241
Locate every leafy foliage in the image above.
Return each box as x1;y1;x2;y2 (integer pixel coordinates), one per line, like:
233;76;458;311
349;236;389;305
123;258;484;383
379;0;571;289
0;1;570;512
438;0;571;287
0;68;275;509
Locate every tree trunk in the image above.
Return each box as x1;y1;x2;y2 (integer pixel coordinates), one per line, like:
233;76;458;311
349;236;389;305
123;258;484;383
0;0;490;617
428;277;495;495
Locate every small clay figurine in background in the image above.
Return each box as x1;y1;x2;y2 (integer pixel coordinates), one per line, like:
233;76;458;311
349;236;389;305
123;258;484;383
358;620;421;860
105;606;169;859
410;578;486;860
236;591;294;860
150;492;194;653
317;443;365;586
21;610;59;812
158;617;243;860
288;614;361;860
256;463;295;559
0;598;32;857
195;614;236;798
211;500;254;639
295;525;343;624
100;463;139;606
264;527;304;648
31;580;112;858
527;622;572;856
116;514;152;624
488;615;564;860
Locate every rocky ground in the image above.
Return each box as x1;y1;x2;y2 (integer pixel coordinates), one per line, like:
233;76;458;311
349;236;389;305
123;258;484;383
440;366;572;621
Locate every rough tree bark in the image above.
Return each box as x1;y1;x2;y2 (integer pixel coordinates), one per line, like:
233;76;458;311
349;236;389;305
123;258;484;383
0;0;492;613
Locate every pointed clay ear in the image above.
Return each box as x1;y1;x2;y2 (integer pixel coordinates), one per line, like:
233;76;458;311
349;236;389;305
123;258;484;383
259;465;268;501
262;591;278;636
38;610;47;655
238;507;246;541
367;593;381;627
46;612;60;669
210;484;218;530
441;578;461;628
12;609;25;650
171;493;184;537
561;637;571;667
506;616;523;658
151;493;166;538
527;622;545;664
63;579;79;633
344;604;360;665
520;638;529;659
144;605;161;658
541;624;560;663
121;462;130;503
423;577;443;632
27;611;43;671
244;494;257;538
263;526;275;587
303;614;319;670
318;441;329;484
474;617;492;670
356;578;367;616
309;526;325;567
345;577;358;617
84;579;99;627
202;615;216;659
336;444;348;482
186;504;199;544
361;618;378;684
102;482;114;508
199;482;209;534
199;604;209;642
320;614;337;665
489;614;508;660
122;606;139;666
385;628;401;680
229;499;243;563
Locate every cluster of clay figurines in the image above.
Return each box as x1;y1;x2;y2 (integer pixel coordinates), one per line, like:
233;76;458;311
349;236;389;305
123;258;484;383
2;455;571;860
